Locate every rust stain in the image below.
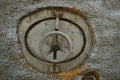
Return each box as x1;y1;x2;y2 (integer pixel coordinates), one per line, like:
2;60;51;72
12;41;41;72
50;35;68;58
82;70;99;80
23;63;30;69
23;62;34;72
19;53;24;59
57;65;85;80
89;24;96;45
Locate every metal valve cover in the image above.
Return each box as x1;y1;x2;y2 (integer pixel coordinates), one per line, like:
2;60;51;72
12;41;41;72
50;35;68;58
18;7;94;73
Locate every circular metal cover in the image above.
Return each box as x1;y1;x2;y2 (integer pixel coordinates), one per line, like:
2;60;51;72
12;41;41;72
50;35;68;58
18;7;94;73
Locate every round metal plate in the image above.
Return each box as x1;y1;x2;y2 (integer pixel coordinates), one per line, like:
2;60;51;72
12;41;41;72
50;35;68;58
18;7;94;73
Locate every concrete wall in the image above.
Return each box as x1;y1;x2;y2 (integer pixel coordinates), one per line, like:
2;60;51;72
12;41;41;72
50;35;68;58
0;0;120;80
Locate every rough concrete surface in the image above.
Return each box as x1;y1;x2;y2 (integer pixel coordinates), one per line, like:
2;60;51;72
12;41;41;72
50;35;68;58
0;0;120;80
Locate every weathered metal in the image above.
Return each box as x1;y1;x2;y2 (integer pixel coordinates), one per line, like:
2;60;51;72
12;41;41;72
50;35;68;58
18;6;94;73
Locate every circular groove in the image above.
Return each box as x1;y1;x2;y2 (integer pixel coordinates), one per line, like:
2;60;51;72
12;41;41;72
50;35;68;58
25;17;86;64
